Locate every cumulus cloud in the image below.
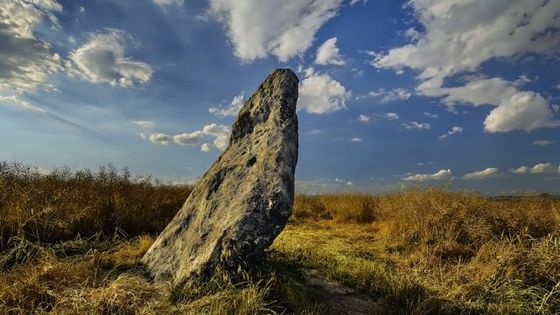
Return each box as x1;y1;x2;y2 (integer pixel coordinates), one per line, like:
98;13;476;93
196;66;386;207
131;120;156;129
69;29;153;88
358;88;411;103
439;126;463;139
483;92;557;132
202;123;231;151
298;68;350;114
512;163;558;175
357;114;370;122
372;0;560;133
403;169;453;182
147;123;230;151
314;37;345;65
462;168;499;180
209;0;344;62
532;140;552;146
401;121;430;130
0;0;62;93
209;91;245;117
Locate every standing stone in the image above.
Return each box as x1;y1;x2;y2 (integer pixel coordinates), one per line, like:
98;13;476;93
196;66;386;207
142;68;299;286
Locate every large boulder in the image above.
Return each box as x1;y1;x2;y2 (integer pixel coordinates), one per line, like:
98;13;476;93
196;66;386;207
141;68;299;286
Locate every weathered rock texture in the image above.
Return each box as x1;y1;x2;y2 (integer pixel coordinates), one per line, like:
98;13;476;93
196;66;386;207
142;68;299;286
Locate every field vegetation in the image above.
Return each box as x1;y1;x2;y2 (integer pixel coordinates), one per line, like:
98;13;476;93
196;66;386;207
1;162;559;314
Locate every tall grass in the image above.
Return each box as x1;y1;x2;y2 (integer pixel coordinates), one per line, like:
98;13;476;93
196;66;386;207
1;162;559;313
0;161;191;250
290;190;560;313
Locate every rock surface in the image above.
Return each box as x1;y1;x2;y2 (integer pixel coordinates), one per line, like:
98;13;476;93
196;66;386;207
141;68;299;286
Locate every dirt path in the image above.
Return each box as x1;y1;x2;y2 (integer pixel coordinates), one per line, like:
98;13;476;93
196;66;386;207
304;269;384;314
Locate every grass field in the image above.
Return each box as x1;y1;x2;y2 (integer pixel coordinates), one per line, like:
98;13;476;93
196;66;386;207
1;162;559;314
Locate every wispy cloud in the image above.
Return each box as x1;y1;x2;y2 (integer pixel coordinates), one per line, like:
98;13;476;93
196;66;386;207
532;140;552;146
0;0;62;93
131;120;156;129
512;163;559;175
357;88;411;103
209;91;245;117
462;168;499;180
68;29;153;88
402;169;453;182
439;126;463;139
357;114;371;122
401;121;430;130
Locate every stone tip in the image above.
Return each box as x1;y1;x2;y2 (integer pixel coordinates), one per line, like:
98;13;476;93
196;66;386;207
269;68;299;83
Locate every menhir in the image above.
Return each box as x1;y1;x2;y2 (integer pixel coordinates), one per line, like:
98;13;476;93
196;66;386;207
141;68;299;286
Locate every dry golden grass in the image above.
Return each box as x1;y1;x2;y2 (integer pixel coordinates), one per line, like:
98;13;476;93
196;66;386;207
0;161;191;251
1;162;559;314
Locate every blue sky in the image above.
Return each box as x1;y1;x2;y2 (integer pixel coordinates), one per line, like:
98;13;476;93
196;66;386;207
1;0;559;195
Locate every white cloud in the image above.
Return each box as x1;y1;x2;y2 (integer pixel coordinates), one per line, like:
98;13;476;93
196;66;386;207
147;123;231;151
532;140;552;146
381;112;399;120
512;163;558;175
357;114;370;122
173;130;203;145
153;0;184;7
462;168;499;180
0;0;62;93
403;169;453;182
69;29;153;88
372;0;560;133
345;181;354;186
349;0;367;6
439;126;463;139
209;91;245;117
315;37;345;65
0;95;46;113
202;123;231;151
209;0;344;62
358;88;411;103
201;143;211;152
483;91;557;132
424;112;438;118
401;121;430;130
131;120;156;129
350;137;362;142
298;68;350;114
373;1;560;80
149;133;173;145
